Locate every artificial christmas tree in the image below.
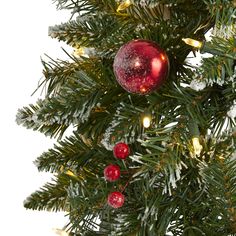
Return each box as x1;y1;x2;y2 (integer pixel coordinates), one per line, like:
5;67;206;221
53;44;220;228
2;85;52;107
16;0;236;235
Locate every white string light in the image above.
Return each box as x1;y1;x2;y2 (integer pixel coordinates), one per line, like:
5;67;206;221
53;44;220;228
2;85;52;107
192;137;203;156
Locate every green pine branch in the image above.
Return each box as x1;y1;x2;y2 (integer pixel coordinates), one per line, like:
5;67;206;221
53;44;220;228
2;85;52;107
35;131;110;174
48;13;136;57
16;99;69;138
16;57;121;138
38;56;115;96
49;14;119;48
24;175;70;211
53;0;118;15
198;140;236;234
203;0;236;26
53;0;80;11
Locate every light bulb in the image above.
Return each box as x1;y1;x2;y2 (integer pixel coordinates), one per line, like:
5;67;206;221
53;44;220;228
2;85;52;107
143;116;151;128
66;170;76;177
192;137;203;156
218;155;225;160
182;38;203;49
117;0;132;12
60;166;76;177
73;47;85;57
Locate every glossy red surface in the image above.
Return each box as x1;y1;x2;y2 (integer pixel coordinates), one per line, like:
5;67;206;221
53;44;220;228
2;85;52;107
113;39;169;95
113;142;130;159
104;164;121;182
107;191;125;208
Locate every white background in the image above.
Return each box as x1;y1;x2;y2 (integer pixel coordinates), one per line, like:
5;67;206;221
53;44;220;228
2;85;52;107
0;1;72;235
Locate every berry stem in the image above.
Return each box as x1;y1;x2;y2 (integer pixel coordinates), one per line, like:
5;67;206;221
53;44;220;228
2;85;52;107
120;175;133;193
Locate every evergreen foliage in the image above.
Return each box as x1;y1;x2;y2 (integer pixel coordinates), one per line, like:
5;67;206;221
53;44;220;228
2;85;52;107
17;0;236;235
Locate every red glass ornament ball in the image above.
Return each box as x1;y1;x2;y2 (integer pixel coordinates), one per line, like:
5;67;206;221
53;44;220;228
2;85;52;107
104;164;121;182
107;191;125;208
113;142;130;159
113;39;169;95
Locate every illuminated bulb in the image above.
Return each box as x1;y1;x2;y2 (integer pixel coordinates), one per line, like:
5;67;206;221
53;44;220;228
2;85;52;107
143;116;151;128
117;0;132;12
73;47;85;57
182;38;203;49
192;137;203;156
218;156;225;160
60;166;76;177
66;170;76;177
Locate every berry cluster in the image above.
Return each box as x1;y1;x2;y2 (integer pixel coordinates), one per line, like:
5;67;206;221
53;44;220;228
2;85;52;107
104;142;130;208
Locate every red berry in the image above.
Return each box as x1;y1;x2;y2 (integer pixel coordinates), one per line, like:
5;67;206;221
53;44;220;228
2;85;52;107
113;142;130;159
104;164;121;182
107;191;125;208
